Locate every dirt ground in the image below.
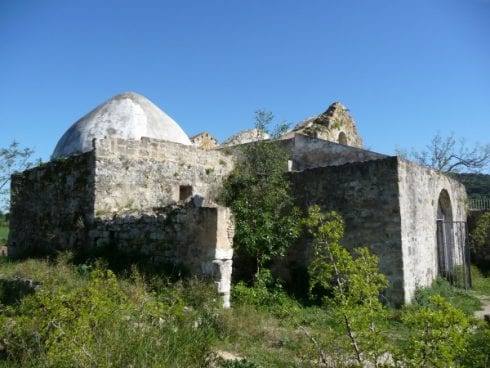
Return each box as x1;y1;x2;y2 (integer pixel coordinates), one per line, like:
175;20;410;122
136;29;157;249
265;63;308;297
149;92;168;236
474;295;490;321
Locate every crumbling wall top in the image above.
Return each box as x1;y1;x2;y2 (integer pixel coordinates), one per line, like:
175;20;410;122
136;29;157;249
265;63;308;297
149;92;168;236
290;102;363;148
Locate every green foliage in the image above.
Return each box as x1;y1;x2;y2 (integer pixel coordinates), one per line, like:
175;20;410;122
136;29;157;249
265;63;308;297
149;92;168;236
304;205;389;366
471;265;490;295
232;269;300;319
454;173;490;199
0;141;36;211
411;276;482;316
471;211;490;248
219;110;301;281
458;325;490;368
0;222;7;245
0;259;217;367
396;295;471;367
1;254;489;368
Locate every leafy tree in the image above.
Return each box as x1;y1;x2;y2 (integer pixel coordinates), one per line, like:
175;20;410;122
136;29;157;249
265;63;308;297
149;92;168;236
219;110;301;283
397;132;490;173
304;205;389;367
0;141;35;211
470;211;490;249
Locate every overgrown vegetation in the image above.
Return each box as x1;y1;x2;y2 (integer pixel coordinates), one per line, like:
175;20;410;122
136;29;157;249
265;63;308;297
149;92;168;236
219;110;301;283
0;214;7;245
0;256;219;367
471;211;490;249
1;251;490;367
2;128;490;366
304;206;389;367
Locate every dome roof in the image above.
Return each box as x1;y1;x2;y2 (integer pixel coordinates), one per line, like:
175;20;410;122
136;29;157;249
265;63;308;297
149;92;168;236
52;92;191;158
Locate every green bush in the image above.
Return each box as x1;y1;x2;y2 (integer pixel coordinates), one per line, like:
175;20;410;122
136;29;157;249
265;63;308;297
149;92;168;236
411;276;481;315
458;325;490;368
231;268;300;319
471;265;490;295
219;111;301;283
0;263;216;367
396;295;471;367
304;206;390;366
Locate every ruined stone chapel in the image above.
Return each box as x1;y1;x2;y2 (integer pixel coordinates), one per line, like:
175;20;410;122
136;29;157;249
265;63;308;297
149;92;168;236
8;92;469;307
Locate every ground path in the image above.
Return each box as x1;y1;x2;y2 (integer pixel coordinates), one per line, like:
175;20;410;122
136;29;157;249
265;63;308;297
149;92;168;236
474;294;490;321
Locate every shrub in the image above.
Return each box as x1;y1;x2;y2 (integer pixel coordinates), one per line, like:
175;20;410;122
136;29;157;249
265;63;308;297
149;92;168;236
232;269;300;319
396;295;471;367
304;205;390;366
0;264;216;367
219;110;301;283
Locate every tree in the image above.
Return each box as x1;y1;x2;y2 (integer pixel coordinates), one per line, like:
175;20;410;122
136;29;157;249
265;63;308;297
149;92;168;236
0;141;35;211
219;110;301;283
397;132;490;173
470;211;490;249
304;205;389;367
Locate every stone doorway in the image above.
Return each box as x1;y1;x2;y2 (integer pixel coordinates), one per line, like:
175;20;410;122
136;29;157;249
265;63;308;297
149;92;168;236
436;190;471;288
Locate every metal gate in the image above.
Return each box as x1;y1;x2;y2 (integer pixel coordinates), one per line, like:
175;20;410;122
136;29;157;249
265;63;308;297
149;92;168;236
436;220;471;289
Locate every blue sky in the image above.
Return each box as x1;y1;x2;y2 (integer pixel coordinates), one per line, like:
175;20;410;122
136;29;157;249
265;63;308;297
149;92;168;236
0;0;489;162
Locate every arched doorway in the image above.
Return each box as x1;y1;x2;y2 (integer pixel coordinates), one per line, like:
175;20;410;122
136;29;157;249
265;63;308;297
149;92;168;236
436;190;453;279
338;132;347;145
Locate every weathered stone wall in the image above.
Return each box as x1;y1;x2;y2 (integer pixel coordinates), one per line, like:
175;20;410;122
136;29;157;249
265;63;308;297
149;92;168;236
8;152;96;257
89;199;235;307
397;158;467;302
290;102;363;148
8;138;236;306
93;137;234;214
286;157;405;305
190;131;219;149
288;134;387;171
222;134;387;173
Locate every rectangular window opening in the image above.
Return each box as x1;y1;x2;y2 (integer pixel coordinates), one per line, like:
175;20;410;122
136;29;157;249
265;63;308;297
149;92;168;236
179;185;193;201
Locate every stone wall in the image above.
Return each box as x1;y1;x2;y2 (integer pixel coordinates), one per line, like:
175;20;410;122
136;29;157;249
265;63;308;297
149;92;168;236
397;158;467;302
286;157;405;304
8;152;95;257
89;198;234;307
288;134;387;171
290;102;363;148
93;137;234;214
8;138;236;306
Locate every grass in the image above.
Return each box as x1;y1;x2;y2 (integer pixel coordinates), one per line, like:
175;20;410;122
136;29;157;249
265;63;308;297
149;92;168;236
409;276;482;316
0;225;7;244
472;265;490;296
0;254;490;367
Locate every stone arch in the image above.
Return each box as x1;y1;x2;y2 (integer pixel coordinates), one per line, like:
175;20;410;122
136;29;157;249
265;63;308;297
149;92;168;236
436;189;453;278
338;131;347;145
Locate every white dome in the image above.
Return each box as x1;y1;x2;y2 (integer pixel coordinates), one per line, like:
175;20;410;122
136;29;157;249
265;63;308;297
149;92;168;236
52;92;191;158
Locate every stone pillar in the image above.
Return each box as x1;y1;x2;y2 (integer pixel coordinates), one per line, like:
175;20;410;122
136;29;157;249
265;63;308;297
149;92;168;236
212;249;234;308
